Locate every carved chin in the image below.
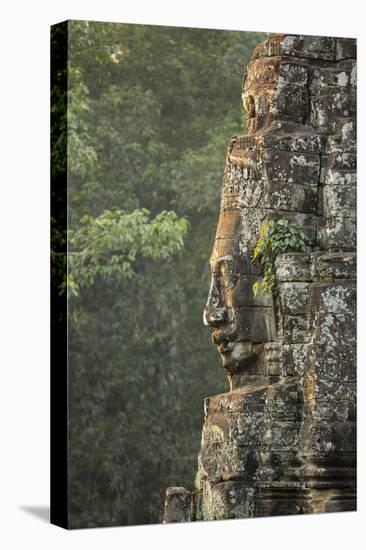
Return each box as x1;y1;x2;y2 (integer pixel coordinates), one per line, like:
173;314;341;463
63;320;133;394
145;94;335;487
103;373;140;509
218;342;257;372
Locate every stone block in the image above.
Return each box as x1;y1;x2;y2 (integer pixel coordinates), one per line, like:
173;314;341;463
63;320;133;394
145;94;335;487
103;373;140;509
310;312;356;381
335;38;357;61
325;119;356;155
217;386;268;414
320;68;352;87
350;61;357;86
304;376;356;404
257;451;302;476
268;383;302;420
266;182;318;213
305;400;354;422
309;282;356;314
322;152;357;171
233;412;266;446
237;306;277;342
282;314;310;343
279;63;308;86
197;442;229;481
263;422;300;450
312;88;356;131
279;282;310;314
313;252;356;281
272;83;308;120
325;136;356;156
234;179;317;214
275;253;312;282
282;35;336;61
283;343;309;376
198;442;260;482
262;148;320;184
300;421;356;454
262;128;321;154
202;481;256;520
319;217;356;251
321;167;356;186
237;207;269;251
201;410;265;447
323;184;356;218
232;274;273;307
234;178;265;209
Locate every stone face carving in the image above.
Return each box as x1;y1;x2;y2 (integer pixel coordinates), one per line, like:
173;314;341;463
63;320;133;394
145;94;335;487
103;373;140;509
202;209;276;387
163;33;356;523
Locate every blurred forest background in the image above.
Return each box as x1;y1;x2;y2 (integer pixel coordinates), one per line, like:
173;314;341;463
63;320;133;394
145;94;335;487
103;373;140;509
51;21;266;528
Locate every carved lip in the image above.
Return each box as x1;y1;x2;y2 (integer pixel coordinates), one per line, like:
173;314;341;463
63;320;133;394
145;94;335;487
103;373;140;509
218;341;235;354
212;328;237;347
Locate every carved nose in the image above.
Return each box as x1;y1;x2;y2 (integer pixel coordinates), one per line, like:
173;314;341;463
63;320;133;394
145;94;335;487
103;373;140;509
203;306;227;327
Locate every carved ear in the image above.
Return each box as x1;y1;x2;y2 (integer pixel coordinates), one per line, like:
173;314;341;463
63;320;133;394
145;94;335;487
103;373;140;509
243;95;255;119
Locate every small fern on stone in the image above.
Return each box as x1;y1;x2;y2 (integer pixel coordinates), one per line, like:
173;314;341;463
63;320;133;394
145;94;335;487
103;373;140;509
252;218;305;297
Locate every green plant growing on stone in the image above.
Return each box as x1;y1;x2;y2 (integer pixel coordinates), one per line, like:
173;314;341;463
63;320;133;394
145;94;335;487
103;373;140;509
252;219;305;297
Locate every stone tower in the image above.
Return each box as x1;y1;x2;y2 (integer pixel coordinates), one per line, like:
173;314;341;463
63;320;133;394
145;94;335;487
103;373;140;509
163;33;356;522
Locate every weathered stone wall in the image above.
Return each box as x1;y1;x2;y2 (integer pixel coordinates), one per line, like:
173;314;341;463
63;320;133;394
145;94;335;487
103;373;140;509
163;33;356;522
